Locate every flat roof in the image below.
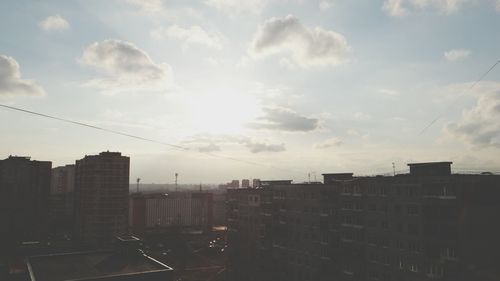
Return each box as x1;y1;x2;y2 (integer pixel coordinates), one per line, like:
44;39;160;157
27;250;173;281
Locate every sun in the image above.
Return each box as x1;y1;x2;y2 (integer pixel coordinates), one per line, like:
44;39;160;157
189;91;261;134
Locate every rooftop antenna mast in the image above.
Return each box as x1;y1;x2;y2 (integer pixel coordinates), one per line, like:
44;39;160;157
136;177;140;193
175;173;178;192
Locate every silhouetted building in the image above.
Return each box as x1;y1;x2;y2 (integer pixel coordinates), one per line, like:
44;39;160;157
49;164;75;235
252;179;261;188
0;156;51;251
74;151;130;245
26;236;174;281
242;179;250;188
227;162;500;281
212;189;227;226
130;192;213;235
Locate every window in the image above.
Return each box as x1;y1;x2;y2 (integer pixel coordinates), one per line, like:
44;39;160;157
441;247;456;259
409;263;419;272
408;223;419;235
409;241;421;253
407;205;419;215
428;264;444;276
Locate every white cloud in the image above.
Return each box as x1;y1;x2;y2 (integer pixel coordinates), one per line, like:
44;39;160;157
383;0;408;17
0;55;45;96
182;133;285;153
38;15;70;31
496;0;500;12
378;88;400;96
123;0;164;13
245;141;285;153
444;49;470;62
205;0;269;14
319;0;334;11
354;112;372;121
383;0;471;16
151;25;225;49
249;15;351;67
79;39;172;93
248;106;320;132
314;137;343;149
446;89;500;148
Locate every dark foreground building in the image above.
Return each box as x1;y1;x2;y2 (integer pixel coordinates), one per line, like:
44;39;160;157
26;237;174;281
227;162;500;281
0;156;51;251
74;151;130;245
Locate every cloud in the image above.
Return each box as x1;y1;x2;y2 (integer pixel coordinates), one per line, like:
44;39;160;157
382;0;471;16
446;87;500;148
245;141;285;153
182;133;286;153
444;49;470;62
123;0;164;13
198;143;222;152
151;25;224;49
314;137;343;149
205;0;269;14
383;0;408;16
0;55;45;96
79;39;172;93
38;15;70;31
249;15;351;67
319;0;334;11
248;106;320;132
497;0;500;12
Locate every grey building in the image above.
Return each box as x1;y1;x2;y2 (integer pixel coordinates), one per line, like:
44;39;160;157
74;151;130;245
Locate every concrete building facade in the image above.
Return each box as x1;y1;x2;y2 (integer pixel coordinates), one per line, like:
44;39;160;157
130;192;213;235
227;162;500;281
0;156;51;249
74;151;130;244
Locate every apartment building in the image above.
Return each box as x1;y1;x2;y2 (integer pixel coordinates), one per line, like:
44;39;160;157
227;162;500;281
129;191;213;235
74;151;130;244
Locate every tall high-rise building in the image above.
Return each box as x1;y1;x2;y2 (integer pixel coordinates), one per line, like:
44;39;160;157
74;151;130;244
227;162;500;281
0;156;51;250
49;164;75;234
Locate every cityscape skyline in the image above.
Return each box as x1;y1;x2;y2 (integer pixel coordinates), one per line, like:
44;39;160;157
1;0;500;183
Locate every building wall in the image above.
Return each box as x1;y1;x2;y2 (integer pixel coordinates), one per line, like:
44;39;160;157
49;165;75;234
227;164;500;281
74;152;130;244
0;156;51;248
130;192;213;234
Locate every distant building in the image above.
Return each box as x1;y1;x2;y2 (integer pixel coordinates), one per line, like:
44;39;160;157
252;179;260;188
241;179;250;188
0;156;51;250
26;236;174;281
227;162;500;281
49;164;75;234
74;151;130;245
229;180;239;188
130;191;213;235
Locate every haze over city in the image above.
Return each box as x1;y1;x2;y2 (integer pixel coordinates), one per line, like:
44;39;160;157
1;0;500;183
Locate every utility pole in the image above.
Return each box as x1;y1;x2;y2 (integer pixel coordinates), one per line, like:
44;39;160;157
175;173;178;192
136;177;140;193
392;162;396;176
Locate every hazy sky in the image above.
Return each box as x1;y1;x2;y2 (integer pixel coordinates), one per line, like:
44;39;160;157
1;0;500;183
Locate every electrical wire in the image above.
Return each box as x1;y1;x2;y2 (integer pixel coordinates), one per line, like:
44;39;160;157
0;103;299;174
418;59;500;135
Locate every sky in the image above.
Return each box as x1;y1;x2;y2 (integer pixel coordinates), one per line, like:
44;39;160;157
1;0;500;184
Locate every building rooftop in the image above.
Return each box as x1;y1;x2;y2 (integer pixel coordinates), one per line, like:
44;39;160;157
27;250;173;281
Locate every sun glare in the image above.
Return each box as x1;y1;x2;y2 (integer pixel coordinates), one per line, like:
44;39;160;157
189;91;261;134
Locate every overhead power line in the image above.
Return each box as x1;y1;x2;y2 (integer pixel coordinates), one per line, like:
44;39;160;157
418;59;500;135
0;103;298;174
